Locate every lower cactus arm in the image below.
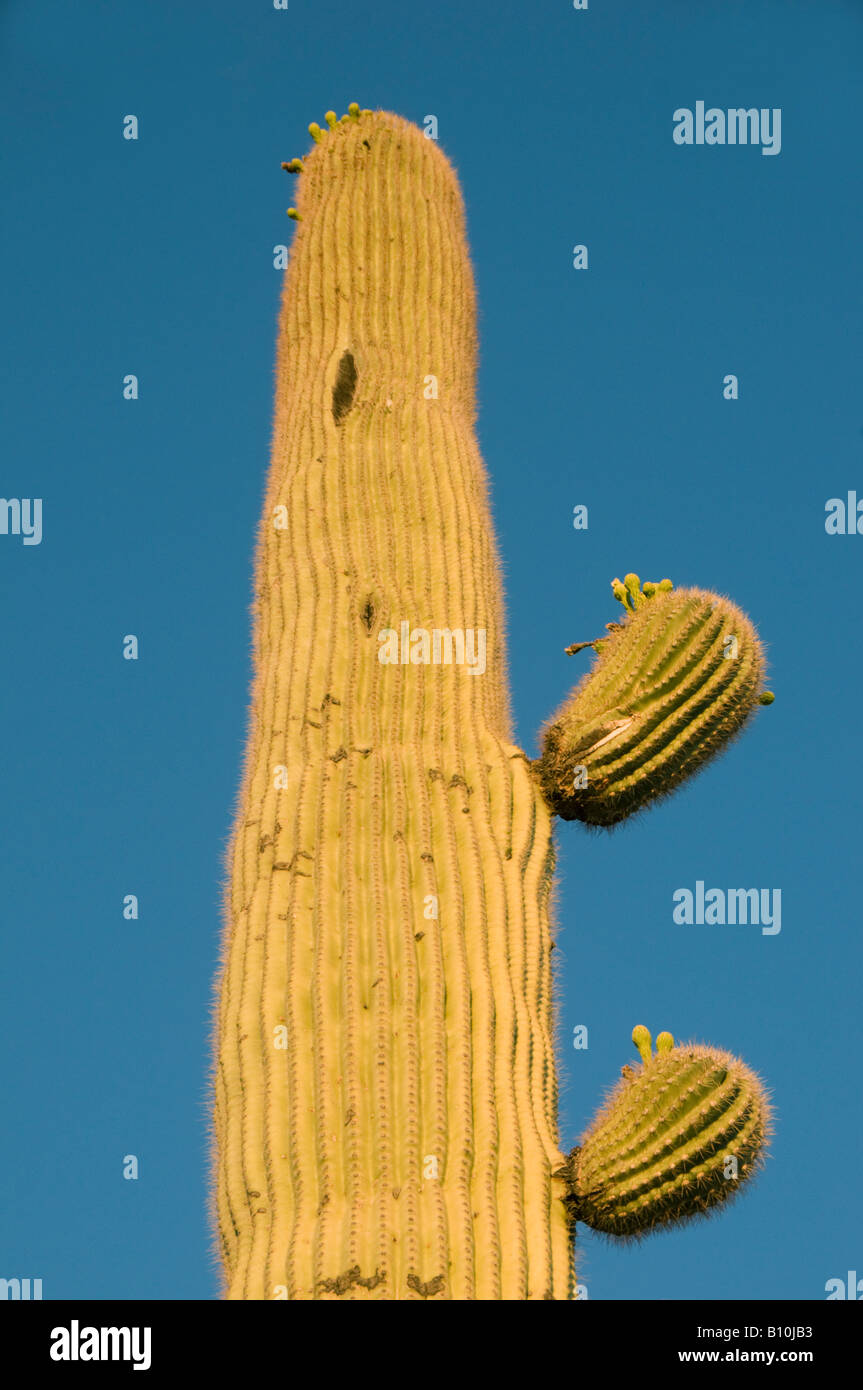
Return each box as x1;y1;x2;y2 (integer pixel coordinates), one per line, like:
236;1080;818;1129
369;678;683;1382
562;1028;772;1239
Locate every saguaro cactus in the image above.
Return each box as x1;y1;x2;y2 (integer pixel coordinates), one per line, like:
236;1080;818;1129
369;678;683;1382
211;106;773;1300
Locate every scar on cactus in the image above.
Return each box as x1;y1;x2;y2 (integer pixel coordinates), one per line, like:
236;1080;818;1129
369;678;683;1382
558;1026;773;1240
536;573;774;827
211;102;774;1300
332;350;358;423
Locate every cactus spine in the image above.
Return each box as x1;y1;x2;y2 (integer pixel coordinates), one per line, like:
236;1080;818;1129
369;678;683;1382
563;1028;772;1239
212;107;571;1300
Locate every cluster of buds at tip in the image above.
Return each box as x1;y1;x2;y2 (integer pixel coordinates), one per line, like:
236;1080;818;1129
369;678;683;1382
308;102;369;145
282;103;375;220
632;1023;674;1063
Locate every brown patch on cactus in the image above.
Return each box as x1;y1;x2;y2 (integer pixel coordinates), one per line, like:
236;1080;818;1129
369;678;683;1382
359;596;376;633
332;349;358;422
319;1265;385;1296
407;1273;446;1299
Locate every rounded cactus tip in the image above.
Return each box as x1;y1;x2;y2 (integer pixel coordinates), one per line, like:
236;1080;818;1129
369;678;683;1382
308;122;323;142
286;207;301;220
325;110;338;128
760;691;775;705
632;1024;653;1063
348;101;361;118
563;1039;772;1239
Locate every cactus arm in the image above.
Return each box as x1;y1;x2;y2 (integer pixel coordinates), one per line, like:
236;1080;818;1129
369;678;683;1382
537;575;774;826
561;1027;772;1239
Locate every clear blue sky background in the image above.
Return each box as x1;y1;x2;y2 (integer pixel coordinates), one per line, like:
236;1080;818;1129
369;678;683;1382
2;0;860;1301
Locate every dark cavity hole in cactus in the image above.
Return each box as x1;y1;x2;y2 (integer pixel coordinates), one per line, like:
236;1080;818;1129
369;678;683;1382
360;596;376;633
332;351;358;423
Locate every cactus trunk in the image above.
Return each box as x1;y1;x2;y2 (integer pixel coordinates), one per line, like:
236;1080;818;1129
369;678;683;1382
212;110;573;1300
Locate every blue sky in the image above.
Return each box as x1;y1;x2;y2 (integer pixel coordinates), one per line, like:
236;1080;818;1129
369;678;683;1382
2;0;860;1300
